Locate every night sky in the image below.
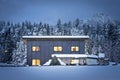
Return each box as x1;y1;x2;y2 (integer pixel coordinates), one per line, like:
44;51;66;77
0;0;120;25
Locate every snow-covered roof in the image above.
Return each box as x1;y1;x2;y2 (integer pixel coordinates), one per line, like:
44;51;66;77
51;54;98;58
22;36;89;39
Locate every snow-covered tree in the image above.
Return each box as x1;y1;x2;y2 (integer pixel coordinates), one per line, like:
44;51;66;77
0;13;120;63
12;40;27;65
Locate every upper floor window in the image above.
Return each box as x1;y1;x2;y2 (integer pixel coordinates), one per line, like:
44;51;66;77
54;46;62;52
32;46;40;52
71;46;79;52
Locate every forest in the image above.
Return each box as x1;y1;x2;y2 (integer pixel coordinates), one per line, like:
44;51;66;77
0;13;120;64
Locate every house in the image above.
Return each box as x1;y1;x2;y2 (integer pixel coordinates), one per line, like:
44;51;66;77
22;36;90;66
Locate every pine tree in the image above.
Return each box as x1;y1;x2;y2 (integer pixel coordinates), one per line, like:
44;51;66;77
3;27;15;63
107;23;119;62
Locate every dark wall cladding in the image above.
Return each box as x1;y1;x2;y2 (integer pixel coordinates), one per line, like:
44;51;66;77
26;38;86;65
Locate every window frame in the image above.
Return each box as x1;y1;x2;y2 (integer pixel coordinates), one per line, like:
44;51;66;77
32;59;40;66
32;46;40;52
71;46;79;52
54;46;62;52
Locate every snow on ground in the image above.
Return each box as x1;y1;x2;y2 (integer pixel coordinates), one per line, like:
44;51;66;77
0;66;120;80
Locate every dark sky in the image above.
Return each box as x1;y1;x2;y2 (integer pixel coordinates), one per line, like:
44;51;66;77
0;0;120;25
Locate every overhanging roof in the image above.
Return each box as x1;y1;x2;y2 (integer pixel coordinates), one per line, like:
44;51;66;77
22;36;89;39
51;54;98;58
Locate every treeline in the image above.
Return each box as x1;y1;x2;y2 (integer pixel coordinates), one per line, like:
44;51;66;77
0;13;120;63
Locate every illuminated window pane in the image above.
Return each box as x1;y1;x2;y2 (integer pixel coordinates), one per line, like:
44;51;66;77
32;59;36;66
32;46;40;51
58;46;62;51
54;46;62;51
54;47;58;51
76;47;79;51
71;59;80;64
71;59;74;64
32;59;40;66
71;46;79;51
36;59;40;66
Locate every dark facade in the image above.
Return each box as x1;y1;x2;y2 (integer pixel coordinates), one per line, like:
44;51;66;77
23;36;89;66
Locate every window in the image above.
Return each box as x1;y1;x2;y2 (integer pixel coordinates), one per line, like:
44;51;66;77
71;59;80;65
54;46;62;52
32;59;40;66
32;46;40;52
71;46;79;51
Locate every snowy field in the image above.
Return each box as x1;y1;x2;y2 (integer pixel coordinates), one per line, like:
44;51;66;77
0;66;120;80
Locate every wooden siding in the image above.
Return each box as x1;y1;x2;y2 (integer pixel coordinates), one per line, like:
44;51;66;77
26;39;86;65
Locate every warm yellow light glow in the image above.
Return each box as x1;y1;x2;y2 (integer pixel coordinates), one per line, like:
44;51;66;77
71;59;74;64
36;59;40;65
32;47;36;51
32;46;40;51
54;47;58;51
32;59;36;66
58;46;62;51
71;46;79;51
32;59;40;66
36;47;40;51
54;46;62;51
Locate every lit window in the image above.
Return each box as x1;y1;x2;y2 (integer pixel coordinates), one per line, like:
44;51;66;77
32;59;36;66
32;46;40;51
71;46;79;51
54;46;62;51
71;59;80;65
71;59;74;64
32;59;40;66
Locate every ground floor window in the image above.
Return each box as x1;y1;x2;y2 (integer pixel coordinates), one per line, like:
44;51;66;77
32;59;40;66
70;59;86;65
71;46;79;52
